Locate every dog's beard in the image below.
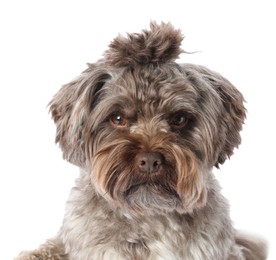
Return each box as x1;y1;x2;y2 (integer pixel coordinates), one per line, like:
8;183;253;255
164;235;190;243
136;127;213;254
124;182;181;212
89;132;207;214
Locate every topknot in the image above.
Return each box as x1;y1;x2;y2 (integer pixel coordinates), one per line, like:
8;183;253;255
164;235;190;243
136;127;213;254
104;21;184;67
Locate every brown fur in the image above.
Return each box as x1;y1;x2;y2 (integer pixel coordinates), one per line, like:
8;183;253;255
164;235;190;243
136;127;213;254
105;21;184;67
16;22;267;260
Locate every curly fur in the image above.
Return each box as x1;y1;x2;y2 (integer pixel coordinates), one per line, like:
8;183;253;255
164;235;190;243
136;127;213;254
105;21;183;67
15;22;267;260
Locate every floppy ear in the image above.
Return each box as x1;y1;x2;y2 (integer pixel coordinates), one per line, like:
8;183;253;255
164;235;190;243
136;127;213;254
210;73;246;166
182;64;246;166
49;65;112;167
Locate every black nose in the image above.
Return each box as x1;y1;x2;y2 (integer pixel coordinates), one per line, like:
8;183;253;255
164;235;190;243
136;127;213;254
136;152;164;174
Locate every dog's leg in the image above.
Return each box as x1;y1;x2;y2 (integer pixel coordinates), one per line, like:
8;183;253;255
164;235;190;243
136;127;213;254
15;237;68;260
234;231;268;260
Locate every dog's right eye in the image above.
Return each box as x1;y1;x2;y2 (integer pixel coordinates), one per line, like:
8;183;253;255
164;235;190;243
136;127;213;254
109;114;129;128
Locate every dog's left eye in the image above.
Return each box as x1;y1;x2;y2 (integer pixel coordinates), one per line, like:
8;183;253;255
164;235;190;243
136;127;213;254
169;112;189;129
109;114;129;128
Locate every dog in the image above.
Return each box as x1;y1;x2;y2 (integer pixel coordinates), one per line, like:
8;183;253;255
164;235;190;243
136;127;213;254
16;22;268;260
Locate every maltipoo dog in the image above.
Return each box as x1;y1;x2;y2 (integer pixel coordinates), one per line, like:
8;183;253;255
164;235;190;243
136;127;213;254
16;22;267;260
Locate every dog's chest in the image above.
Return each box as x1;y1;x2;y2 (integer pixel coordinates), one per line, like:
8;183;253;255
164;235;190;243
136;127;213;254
121;213;189;259
151;224;189;259
64;206;190;259
148;240;184;260
91;218;188;260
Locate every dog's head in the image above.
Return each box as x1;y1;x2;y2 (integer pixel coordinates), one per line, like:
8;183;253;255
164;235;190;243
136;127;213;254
49;22;246;213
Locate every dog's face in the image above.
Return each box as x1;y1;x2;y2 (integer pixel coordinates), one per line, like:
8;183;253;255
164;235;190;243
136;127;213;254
49;22;245;214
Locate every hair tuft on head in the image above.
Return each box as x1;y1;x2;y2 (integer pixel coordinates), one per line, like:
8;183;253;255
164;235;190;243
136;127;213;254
104;21;184;67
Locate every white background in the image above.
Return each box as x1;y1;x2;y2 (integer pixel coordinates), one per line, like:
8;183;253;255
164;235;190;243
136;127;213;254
0;1;275;259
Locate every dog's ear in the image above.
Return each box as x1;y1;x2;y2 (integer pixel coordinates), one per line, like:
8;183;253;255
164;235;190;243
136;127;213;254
182;64;246;167
210;71;246;166
49;65;112;166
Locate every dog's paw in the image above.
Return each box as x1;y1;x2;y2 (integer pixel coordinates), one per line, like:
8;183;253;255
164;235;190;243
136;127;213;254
14;250;57;260
14;251;39;260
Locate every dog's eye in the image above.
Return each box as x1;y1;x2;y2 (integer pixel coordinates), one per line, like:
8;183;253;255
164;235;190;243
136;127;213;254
110;114;129;128
170;112;189;129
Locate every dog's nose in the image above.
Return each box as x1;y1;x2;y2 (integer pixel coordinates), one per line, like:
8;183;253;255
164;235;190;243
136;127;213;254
136;152;163;174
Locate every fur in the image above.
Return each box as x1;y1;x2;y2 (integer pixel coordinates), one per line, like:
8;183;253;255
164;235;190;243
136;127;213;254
15;22;267;259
